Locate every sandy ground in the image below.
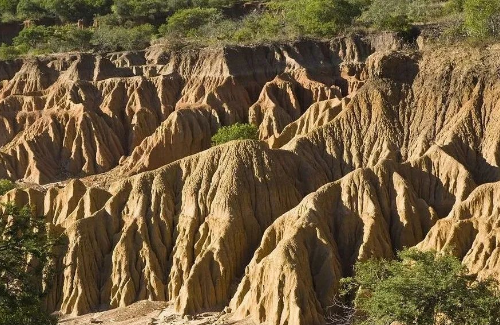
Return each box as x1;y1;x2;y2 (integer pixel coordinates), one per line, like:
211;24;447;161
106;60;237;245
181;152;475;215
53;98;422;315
58;301;256;325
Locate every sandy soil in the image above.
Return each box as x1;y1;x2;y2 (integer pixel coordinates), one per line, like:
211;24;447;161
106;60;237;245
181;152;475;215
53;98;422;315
58;301;256;325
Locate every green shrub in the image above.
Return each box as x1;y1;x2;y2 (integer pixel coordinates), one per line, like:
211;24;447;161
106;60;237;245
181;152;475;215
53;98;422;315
212;123;259;145
44;0;111;22
160;7;221;38
12;25;93;54
166;0;191;11
16;0;49;20
0;0;19;14
13;25;52;49
408;0;444;22
346;0;371;10
50;25;94;51
360;0;442;31
0;45;23;60
279;0;361;37
463;0;500;38
381;15;412;33
92;23;155;51
0;11;18;23
339;249;500;325
8;21;156;55
191;0;237;8
93;13;122;27
231;12;286;43
204;18;240;43
0;203;59;325
360;0;409;29
440;20;468;42
159;11;294;46
112;0;168;20
0;179;14;195
445;0;464;13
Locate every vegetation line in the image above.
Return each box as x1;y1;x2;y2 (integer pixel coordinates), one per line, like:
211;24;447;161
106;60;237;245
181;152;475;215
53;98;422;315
0;0;499;60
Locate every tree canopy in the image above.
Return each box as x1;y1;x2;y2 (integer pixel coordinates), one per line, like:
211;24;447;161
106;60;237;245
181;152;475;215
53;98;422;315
336;249;500;325
0;180;14;196
463;0;500;37
280;0;361;36
0;203;59;325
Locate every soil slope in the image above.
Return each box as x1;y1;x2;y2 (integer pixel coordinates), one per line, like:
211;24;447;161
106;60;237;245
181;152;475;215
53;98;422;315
1;34;499;325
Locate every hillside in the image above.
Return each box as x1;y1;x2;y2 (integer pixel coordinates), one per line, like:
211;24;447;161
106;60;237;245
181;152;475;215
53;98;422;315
1;29;500;324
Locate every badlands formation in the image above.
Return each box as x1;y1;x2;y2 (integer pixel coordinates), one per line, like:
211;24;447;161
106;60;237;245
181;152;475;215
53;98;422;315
1;33;500;324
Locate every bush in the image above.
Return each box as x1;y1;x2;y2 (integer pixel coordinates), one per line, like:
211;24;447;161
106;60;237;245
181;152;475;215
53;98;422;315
13;25;52;49
7;21;156;56
346;0;371;10
408;0;444;23
12;25;93;55
93;13;122;26
360;0;443;31
360;0;409;29
158;11;293;46
92;23;155;51
51;25;94;51
463;0;500;38
16;0;49;20
166;0;191;11
230;12;287;43
0;203;59;325
0;45;22;61
0;179;14;195
337;249;500;325
191;0;237;8
0;0;19;14
160;7;221;38
112;0;168;20
380;14;412;32
445;0;464;13
440;20;468;42
44;0;111;22
279;0;361;37
212;123;259;145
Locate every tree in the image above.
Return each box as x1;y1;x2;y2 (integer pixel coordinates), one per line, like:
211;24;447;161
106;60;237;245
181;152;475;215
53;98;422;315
463;0;500;38
191;0;238;8
160;7;221;38
338;249;500;325
112;0;168;20
16;0;49;20
0;45;22;61
13;25;52;49
50;25;94;52
0;203;58;325
44;0;111;22
0;0;19;14
0;180;14;196
359;0;443;32
92;23;155;51
211;123;259;145
231;12;285;43
280;0;361;36
359;0;410;30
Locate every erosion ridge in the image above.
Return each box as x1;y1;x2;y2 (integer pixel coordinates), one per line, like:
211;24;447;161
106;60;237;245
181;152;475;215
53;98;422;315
0;35;378;184
2;33;500;325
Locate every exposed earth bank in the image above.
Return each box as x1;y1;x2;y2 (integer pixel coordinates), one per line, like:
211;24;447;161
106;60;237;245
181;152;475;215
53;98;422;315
1;32;499;325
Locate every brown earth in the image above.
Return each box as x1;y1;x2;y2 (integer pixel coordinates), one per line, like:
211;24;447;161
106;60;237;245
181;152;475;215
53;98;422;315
1;33;500;325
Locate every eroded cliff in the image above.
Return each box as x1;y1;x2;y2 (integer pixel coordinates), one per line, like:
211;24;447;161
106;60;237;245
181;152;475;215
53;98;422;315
1;33;500;325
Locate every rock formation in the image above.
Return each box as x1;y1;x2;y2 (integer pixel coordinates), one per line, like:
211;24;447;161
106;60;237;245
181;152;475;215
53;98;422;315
1;33;500;325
